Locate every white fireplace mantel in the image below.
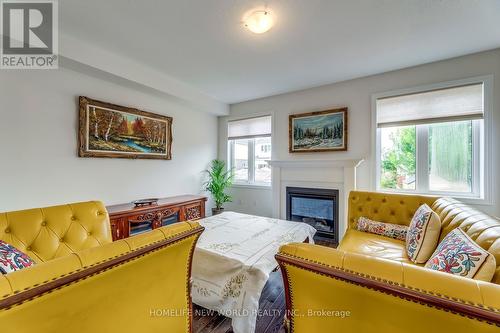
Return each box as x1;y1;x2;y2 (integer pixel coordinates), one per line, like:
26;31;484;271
267;158;364;241
267;159;364;169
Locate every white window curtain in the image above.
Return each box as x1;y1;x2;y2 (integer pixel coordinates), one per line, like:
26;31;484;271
376;83;483;127
228;116;272;140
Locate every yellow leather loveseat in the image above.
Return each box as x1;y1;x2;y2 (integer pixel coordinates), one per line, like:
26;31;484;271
0;201;204;333
276;191;500;332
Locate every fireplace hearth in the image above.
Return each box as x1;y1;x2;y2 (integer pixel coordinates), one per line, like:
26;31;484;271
286;187;339;245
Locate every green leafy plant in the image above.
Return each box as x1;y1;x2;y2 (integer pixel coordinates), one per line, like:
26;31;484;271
381;126;416;189
204;159;234;210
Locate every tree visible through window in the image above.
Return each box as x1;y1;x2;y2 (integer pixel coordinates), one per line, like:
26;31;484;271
380;126;416;190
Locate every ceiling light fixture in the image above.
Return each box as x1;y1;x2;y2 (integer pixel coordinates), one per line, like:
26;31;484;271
244;10;274;34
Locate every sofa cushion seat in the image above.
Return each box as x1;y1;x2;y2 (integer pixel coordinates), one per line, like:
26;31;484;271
339;229;414;264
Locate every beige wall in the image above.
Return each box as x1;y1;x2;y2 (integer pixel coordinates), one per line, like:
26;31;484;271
0;64;218;212
219;49;500;218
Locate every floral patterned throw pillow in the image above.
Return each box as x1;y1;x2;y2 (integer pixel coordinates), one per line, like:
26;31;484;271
425;228;496;281
0;240;35;274
356;217;408;241
406;204;441;264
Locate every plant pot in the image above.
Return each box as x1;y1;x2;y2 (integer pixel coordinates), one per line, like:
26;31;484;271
212;207;225;216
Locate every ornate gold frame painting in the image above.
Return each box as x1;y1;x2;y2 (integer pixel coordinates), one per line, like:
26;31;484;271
78;96;172;159
289;107;348;153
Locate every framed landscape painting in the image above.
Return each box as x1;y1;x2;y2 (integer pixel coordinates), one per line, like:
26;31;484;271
78;96;172;159
289;107;348;153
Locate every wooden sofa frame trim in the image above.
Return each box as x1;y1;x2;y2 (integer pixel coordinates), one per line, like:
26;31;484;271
0;225;205;332
276;253;500;331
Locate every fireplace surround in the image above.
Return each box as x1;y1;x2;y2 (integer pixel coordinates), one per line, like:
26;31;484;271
267;158;364;243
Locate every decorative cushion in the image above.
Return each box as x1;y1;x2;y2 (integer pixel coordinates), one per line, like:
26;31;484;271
425;228;496;281
406;204;441;264
0;240;35;274
356;217;408;241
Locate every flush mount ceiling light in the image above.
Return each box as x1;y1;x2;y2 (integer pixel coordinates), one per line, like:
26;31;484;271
244;10;274;34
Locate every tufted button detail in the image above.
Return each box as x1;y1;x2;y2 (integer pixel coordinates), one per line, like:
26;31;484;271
87;231;92;236
367;197;371;202
0;201;113;263
97;211;104;216
374;209;378;213
400;201;404;205
358;207;363;212
382;198;387;203
390;211;395;215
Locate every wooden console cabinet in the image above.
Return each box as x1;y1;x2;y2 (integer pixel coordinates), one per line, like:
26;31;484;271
106;195;207;241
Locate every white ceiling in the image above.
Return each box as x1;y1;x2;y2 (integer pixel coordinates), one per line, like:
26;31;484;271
61;0;500;104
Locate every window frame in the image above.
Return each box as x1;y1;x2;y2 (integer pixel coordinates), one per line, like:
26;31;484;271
226;114;273;188
372;75;492;204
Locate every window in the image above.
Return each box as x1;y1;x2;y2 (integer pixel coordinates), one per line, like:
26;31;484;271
228;116;272;185
376;82;486;198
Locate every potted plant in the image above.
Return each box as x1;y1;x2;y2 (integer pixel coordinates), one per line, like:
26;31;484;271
204;159;234;215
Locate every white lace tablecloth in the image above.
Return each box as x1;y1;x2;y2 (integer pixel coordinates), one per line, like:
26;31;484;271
191;211;316;333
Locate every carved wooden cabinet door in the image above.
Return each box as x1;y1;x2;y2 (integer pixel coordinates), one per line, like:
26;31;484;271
183;202;204;221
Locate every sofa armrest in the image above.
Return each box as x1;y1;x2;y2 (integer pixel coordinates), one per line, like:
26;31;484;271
276;243;500;333
0;221;204;333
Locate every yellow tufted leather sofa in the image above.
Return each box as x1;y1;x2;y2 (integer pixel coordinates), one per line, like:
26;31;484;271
276;191;500;332
0;201;204;333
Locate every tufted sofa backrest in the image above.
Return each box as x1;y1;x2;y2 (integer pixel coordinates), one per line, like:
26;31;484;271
347;191;438;229
0;201;112;263
431;197;500;284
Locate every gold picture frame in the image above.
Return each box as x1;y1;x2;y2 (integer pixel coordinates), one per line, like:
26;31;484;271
78;96;172;160
289;107;348;153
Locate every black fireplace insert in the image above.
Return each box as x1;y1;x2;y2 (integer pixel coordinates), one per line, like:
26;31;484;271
286;187;339;245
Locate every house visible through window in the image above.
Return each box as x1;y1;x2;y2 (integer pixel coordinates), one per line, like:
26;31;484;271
228;116;272;185
376;82;485;198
